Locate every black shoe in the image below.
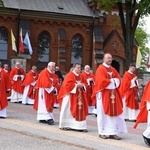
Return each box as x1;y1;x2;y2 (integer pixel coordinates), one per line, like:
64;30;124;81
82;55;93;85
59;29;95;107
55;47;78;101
47;119;54;125
124;119;129;121
61;127;70;131
0;116;6;119
109;135;121;140
143;135;150;146
128;120;136;122
81;129;88;132
99;135;108;139
39;120;48;124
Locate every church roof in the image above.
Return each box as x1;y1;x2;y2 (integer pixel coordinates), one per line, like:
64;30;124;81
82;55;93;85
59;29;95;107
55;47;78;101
3;0;97;18
103;30;124;47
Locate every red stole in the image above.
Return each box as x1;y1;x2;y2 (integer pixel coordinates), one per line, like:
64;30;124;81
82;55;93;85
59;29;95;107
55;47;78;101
100;66;123;116
70;75;88;121
81;72;94;106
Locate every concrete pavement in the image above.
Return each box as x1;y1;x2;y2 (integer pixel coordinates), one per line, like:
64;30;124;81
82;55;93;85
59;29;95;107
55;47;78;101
0;102;149;150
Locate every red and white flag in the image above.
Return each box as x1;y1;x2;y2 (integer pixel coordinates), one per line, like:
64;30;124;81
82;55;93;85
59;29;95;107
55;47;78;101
147;54;150;68
19;28;24;53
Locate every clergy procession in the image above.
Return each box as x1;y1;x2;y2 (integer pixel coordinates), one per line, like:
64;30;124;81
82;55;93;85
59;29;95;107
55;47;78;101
0;53;150;147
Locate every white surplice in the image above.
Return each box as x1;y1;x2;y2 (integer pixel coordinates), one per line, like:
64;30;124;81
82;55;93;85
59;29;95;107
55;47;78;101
37;88;54;121
96;74;127;135
59;80;87;130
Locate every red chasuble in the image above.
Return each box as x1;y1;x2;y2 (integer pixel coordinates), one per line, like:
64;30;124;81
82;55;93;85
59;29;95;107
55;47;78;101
57;71;88;121
10;67;26;94
22;70;39;99
133;81;150;128
120;71;139;109
91;65;123;116
33;68;55;112
81;71;95;106
0;69;11;110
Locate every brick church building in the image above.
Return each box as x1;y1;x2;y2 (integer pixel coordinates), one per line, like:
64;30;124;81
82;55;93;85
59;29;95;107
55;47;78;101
0;0;137;75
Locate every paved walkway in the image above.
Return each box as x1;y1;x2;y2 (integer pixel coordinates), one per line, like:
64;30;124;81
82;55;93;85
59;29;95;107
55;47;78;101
0;102;149;150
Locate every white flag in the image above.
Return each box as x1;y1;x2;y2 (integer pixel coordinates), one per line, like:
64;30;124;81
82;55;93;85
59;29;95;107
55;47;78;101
24;32;33;55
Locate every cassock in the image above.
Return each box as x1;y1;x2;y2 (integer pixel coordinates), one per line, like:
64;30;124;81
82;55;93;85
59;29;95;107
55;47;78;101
57;71;88;130
81;71;95;114
53;73;61;108
22;70;38;105
33;68;56;121
0;69;11;117
10;67;26;102
91;63;127;135
120;71;139;120
3;69;11;100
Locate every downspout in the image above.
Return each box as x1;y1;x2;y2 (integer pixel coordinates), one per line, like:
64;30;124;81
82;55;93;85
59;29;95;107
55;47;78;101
90;17;95;69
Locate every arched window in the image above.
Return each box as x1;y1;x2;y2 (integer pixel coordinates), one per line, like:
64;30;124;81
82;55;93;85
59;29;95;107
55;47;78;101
38;31;50;62
71;34;83;65
0;27;8;60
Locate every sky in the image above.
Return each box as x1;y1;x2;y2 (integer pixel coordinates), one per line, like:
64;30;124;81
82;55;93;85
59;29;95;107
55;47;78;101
144;15;150;48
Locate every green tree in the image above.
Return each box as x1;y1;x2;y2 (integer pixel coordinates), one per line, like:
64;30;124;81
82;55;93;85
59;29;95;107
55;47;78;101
0;0;4;7
135;20;150;71
94;0;150;69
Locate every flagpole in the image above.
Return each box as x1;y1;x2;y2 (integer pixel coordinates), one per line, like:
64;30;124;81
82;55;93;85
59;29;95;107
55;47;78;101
17;9;20;56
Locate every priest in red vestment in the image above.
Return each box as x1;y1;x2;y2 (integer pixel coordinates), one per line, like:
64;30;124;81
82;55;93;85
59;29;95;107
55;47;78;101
120;63;139;121
10;62;26;103
133;80;150;146
33;62;56;125
0;62;11;118
53;72;61;108
57;63;88;132
91;53;127;140
81;65;95;114
3;64;11;100
22;66;38;105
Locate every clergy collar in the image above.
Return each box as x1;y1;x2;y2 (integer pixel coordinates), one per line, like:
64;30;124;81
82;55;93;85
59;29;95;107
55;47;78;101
4;69;8;72
85;71;90;74
103;62;111;68
128;70;133;74
72;70;79;76
47;68;52;73
31;70;35;73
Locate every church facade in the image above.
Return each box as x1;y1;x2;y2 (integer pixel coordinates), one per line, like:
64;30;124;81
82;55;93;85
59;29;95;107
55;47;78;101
0;0;137;75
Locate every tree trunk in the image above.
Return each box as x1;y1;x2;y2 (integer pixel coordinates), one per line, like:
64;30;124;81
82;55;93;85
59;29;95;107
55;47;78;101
117;2;134;70
125;1;133;70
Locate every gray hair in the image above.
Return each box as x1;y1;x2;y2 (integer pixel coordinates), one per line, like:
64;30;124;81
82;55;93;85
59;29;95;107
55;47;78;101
84;65;90;69
48;62;55;67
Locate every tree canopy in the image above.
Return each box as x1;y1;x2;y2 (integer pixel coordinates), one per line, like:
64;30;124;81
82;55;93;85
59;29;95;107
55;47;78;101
0;0;4;7
94;0;150;69
135;20;150;71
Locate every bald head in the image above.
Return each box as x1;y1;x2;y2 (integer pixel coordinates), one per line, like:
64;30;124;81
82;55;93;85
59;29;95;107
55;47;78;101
31;65;37;72
103;53;112;66
15;61;21;68
55;66;59;71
